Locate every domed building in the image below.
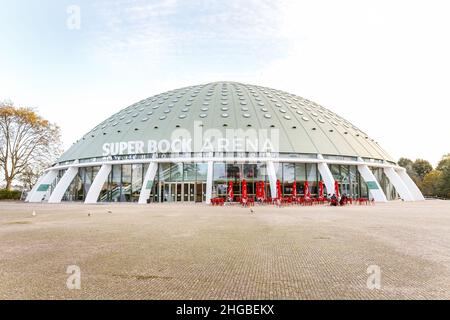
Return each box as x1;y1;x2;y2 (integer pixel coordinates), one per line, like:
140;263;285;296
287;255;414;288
26;82;424;204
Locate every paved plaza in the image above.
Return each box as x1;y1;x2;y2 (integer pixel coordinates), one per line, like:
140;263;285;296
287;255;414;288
0;200;449;300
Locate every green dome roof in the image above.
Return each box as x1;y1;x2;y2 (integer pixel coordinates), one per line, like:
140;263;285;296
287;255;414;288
58;82;394;162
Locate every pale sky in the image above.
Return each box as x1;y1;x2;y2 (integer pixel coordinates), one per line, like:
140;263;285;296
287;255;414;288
1;0;449;166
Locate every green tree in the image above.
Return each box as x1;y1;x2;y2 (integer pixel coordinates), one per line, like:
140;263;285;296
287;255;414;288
436;156;450;198
398;157;414;173
398;157;420;185
412;159;433;180
398;158;414;169
0;101;62;190
437;154;450;171
421;170;441;196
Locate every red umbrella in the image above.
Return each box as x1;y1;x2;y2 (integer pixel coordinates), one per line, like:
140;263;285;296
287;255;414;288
319;181;324;198
292;181;297;198
256;181;263;201
261;181;266;200
242;179;248;202
304;181;310;199
227;180;234;202
276;179;282;200
255;182;259;200
334;180;340;198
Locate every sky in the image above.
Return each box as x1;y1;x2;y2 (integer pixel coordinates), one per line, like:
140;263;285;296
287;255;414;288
0;0;449;166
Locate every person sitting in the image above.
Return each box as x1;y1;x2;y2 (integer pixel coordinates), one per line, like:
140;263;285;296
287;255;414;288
339;194;348;206
330;194;338;206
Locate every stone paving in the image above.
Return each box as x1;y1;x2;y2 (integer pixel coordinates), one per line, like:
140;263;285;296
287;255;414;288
0;200;449;300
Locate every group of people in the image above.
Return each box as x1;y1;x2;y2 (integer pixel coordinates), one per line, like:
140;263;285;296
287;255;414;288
329;193;350;206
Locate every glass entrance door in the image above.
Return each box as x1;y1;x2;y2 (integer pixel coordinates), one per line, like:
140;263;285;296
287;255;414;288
159;182;203;203
195;183;206;203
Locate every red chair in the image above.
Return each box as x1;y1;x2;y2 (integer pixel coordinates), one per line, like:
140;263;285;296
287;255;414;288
316;197;325;205
358;198;369;205
303;197;313;206
264;197;273;205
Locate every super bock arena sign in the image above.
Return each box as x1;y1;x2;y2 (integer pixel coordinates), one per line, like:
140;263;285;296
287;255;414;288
102;123;280;156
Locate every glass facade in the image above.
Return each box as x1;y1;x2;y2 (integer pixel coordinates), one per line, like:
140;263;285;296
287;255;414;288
148;163;208;203
371;167;398;200
99;164;148;202
275;163;321;196
329;164;368;198
212;163;268;199
63;166;100;201
58;161;399;203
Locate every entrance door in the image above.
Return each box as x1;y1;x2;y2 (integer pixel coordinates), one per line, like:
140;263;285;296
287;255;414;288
183;183;189;201
189;183;195;202
195;183;203;203
162;183;170;202
176;183;182;202
159;182;201;203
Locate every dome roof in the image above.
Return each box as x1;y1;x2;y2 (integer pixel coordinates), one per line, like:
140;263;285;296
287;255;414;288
58;82;394;162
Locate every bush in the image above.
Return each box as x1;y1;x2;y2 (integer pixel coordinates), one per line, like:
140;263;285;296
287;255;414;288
0;189;22;200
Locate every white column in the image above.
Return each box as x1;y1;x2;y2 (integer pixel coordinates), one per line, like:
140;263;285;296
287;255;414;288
317;154;335;196
205;160;214;204
396;168;425;201
357;164;388;202
383;167;414;201
266;160;278;199
29;170;58;203
138;162;158;204
25;174;46;202
48;167;78;203
84;164;111;204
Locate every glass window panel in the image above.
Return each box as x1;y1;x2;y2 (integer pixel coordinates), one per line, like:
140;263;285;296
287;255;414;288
306;163;317;182
131;164;143;202
226;164;241;181
283;163;295;183
243;164;258;180
306;163;318;194
64;170;83;201
99;171;110;202
295;163;306;181
213;163;226;198
170;163;183;182
256;163;267;181
121;165;132;202
110;165;122;202
330;164;340;181
275;163;283;180
184;164;197;181
196;163;208;181
159;163;171;182
340;165;351;195
213;163;226;180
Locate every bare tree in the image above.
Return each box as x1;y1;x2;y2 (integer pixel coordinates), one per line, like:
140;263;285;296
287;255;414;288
0;101;62;190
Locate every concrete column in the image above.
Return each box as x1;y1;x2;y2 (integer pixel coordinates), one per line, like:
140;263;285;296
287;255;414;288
138;162;158;204
317;154;335;196
266;160;278;199
383;167;414;201
25;174;46;202
205;161;214;204
396;168;425;201
48;167;78;203
29;170;58;203
84;164;111;204
357;164;388;202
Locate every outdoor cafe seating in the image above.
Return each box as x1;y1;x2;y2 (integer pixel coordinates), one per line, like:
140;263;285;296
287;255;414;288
211;180;374;207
